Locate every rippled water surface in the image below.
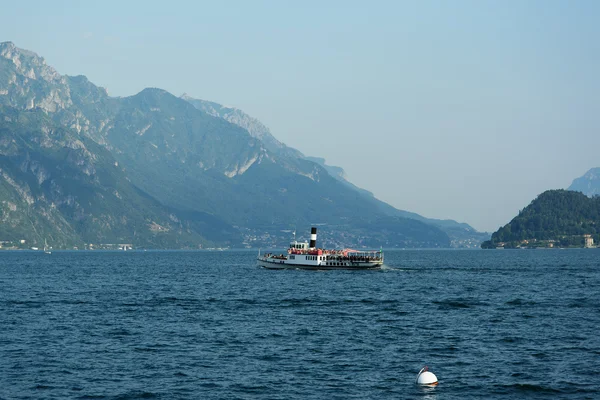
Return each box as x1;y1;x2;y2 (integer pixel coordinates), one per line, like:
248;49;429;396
1;249;599;399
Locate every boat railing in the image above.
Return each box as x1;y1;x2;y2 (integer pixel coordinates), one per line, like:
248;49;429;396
286;248;383;262
261;253;287;260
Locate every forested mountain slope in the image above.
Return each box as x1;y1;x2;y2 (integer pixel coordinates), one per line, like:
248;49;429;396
482;190;600;248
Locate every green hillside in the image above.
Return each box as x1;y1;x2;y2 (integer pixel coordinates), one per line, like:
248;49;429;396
482;190;600;248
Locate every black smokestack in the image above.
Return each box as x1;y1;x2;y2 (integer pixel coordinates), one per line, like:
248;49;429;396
309;227;317;248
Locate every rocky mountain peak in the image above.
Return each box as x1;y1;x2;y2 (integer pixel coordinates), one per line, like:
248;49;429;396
0;41;61;83
568;167;600;197
0;41;71;112
66;75;109;98
0;41;16;50
139;87;170;96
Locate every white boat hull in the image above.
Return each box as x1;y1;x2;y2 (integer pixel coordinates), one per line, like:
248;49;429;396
257;257;382;270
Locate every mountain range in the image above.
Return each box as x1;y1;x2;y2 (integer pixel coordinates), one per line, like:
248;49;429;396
0;41;487;249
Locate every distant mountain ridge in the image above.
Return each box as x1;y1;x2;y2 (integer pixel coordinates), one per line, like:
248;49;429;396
181;95;349;180
180;94;488;246
0;41;484;248
568;168;600;197
179;94;302;159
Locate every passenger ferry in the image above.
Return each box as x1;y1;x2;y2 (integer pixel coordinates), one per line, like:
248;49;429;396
257;227;384;270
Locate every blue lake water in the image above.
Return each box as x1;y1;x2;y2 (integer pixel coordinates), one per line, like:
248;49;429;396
0;249;599;399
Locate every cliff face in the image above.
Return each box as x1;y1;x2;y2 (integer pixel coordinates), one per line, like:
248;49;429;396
0;42;72;112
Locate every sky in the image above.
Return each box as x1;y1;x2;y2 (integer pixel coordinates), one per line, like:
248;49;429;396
1;0;599;232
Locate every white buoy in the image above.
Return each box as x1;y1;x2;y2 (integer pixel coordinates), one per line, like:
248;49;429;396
416;366;438;385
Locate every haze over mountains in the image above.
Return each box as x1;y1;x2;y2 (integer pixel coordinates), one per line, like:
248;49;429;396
568;168;600;198
0;42;487;249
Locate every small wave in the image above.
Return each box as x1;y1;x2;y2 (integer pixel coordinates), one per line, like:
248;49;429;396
199;382;221;388
253;332;285;339
380;265;410;271
432;299;471;309
53;299;91;305
497;383;563;394
359;298;400;305
567;298;591;308
107;328;132;337
111;391;158;399
256;354;284;361
133;347;161;353
505;298;536;306
33;384;54;390
499;336;524;343
280;298;313;307
148;296;202;306
230;383;270;392
297;328;314;336
5;300;43;308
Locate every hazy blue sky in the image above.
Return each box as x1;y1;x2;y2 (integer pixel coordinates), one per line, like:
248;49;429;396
2;1;599;231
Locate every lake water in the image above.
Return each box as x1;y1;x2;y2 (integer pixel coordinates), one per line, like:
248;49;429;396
0;249;599;399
